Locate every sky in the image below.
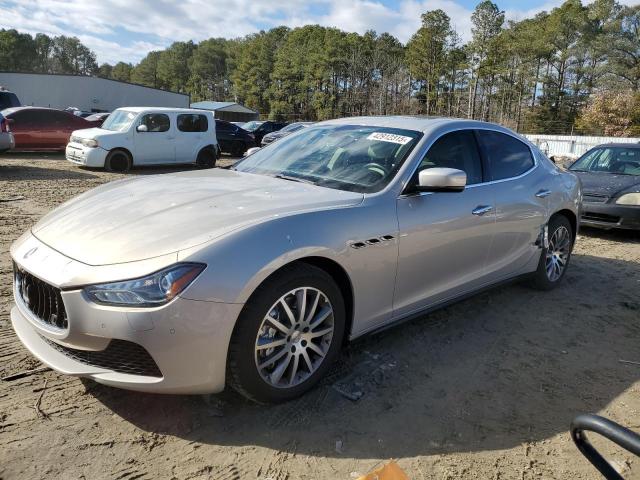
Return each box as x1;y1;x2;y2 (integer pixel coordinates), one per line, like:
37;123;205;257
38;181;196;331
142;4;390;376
0;0;637;65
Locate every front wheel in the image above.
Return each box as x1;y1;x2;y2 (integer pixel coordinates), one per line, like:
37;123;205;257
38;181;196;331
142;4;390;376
227;264;345;403
530;214;574;290
104;149;132;173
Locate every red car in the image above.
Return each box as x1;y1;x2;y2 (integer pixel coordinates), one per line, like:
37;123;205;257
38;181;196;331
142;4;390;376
2;107;99;151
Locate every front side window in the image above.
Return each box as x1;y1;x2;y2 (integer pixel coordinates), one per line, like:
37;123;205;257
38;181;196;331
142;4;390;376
477;130;534;180
415;130;483;185
234;124;422;193
570;147;640;175
178;114;208;132
101;110;136;132
140;113;170;133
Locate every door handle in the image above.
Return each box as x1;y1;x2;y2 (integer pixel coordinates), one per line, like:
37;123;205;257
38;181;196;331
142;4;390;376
535;189;552;198
472;205;493;216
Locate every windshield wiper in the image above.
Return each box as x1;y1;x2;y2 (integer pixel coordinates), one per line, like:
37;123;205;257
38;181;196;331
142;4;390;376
273;174;316;185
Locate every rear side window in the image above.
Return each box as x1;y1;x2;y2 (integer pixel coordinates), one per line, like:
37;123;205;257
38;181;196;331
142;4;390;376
178;114;208;132
477;130;534;180
140;113;170;132
417;130;483;185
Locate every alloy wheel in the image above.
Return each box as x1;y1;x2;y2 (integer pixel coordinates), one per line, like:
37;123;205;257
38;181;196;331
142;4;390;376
545;225;571;282
254;287;334;388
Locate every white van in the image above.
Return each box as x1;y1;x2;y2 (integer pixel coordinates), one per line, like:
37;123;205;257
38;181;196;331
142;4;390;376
66;107;219;172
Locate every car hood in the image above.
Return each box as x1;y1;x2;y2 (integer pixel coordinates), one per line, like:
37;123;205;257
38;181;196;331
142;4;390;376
31;169;364;266
572;171;640;197
71;127;119;140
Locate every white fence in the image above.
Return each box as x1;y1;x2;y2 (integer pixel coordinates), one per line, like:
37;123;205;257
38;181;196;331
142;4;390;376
523;134;640;158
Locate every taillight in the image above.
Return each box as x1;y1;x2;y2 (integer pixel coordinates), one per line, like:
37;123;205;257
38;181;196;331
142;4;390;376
0;118;7;133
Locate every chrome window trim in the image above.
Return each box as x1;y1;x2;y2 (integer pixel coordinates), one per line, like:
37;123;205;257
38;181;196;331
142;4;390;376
398;125;538;198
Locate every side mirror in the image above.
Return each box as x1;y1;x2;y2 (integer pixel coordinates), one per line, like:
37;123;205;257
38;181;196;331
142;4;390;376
244;147;261;157
136;124;148;133
416;167;466;192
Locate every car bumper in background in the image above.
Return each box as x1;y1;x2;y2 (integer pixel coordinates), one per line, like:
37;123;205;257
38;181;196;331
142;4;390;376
11;235;243;394
66;143;108;167
580;202;640;230
0;132;15;151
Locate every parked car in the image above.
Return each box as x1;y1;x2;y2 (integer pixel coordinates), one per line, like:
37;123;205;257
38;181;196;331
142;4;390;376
261;122;314;146
0;112;15;153
215;119;256;156
84;112;111;126
1;107;94;151
0;86;20;110
568;143;640;230
10;117;580;403
242;120;288;145
66;107;218;172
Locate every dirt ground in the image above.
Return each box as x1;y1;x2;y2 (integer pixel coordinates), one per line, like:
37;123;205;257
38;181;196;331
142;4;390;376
1;153;639;480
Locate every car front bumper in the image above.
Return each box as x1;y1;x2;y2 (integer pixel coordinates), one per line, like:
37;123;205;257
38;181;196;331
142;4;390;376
580;202;640;230
10;234;243;394
0;131;15;151
65;143;109;168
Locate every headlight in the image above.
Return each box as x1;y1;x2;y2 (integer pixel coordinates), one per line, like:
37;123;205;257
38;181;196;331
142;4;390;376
70;136;98;148
615;193;640;205
84;263;205;307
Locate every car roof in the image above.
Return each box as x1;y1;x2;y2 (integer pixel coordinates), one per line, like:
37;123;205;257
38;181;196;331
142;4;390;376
594;142;640;149
2;106;70;115
321;115;510;133
114;107;212;114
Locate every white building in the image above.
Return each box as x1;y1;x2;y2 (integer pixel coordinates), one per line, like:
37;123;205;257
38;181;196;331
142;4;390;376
0;72;189;112
191;101;259;123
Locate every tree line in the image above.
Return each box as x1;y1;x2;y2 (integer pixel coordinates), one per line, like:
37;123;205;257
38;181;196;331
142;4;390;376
0;0;638;136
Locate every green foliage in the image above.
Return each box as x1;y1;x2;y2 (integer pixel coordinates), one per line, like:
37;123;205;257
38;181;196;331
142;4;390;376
1;1;639;134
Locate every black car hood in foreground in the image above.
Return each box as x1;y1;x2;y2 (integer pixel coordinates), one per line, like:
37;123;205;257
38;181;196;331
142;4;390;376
572;171;640;197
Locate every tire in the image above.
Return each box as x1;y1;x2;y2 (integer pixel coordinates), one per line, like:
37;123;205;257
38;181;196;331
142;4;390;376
196;147;216;169
231;141;246;157
104;150;132;173
530;214;574;290
227;263;345;403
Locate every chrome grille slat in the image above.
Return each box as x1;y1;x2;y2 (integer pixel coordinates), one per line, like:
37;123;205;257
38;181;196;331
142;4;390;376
13;263;68;330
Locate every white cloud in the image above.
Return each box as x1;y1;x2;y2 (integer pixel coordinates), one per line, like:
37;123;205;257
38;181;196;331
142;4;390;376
0;0;601;64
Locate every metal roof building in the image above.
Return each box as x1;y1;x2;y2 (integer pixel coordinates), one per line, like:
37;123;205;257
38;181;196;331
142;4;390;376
0;72;189;112
190;101;259;122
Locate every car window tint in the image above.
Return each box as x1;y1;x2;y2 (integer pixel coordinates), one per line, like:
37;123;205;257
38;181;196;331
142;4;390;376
13;110;43;126
216;120;232;132
417;130;483;185
178;114;208;132
141;113;170;132
477;130;534;180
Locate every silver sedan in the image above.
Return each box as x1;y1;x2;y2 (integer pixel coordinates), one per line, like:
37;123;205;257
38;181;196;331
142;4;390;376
10;116;581;402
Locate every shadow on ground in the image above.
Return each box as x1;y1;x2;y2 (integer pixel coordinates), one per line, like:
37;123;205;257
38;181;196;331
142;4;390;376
88;252;640;460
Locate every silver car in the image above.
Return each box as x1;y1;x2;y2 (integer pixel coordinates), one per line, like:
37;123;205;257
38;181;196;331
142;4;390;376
10;116;581;402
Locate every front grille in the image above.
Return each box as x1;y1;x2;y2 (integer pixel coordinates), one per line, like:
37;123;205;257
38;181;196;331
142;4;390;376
583;193;608;203
14;263;68;329
42;336;162;377
582;212;621;224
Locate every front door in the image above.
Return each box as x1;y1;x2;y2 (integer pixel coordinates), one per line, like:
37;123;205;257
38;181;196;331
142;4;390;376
394;130;496;318
134;113;175;164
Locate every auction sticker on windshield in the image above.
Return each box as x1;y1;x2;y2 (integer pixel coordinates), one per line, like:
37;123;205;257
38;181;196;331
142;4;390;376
367;132;413;145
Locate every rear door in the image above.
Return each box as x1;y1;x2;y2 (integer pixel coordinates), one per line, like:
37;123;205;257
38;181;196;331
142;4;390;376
10;109;47;149
394;129;496;317
175;113;209;163
475;130;548;280
134;113;175;164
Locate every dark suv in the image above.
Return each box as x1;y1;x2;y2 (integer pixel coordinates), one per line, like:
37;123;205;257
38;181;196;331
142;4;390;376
0;89;21;110
215;120;256;156
242;121;287;146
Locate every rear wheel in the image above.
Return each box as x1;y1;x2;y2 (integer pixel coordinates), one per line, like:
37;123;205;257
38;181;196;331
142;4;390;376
104;150;132;173
530;214;573;290
227;263;345;403
196;147;216;168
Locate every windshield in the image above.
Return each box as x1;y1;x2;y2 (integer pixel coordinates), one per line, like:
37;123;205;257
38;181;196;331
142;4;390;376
234;124;422;193
101;110;136;132
242;121;264;132
570;146;640;175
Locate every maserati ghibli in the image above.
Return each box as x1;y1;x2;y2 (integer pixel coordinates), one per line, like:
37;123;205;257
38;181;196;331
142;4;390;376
11;116;581;402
